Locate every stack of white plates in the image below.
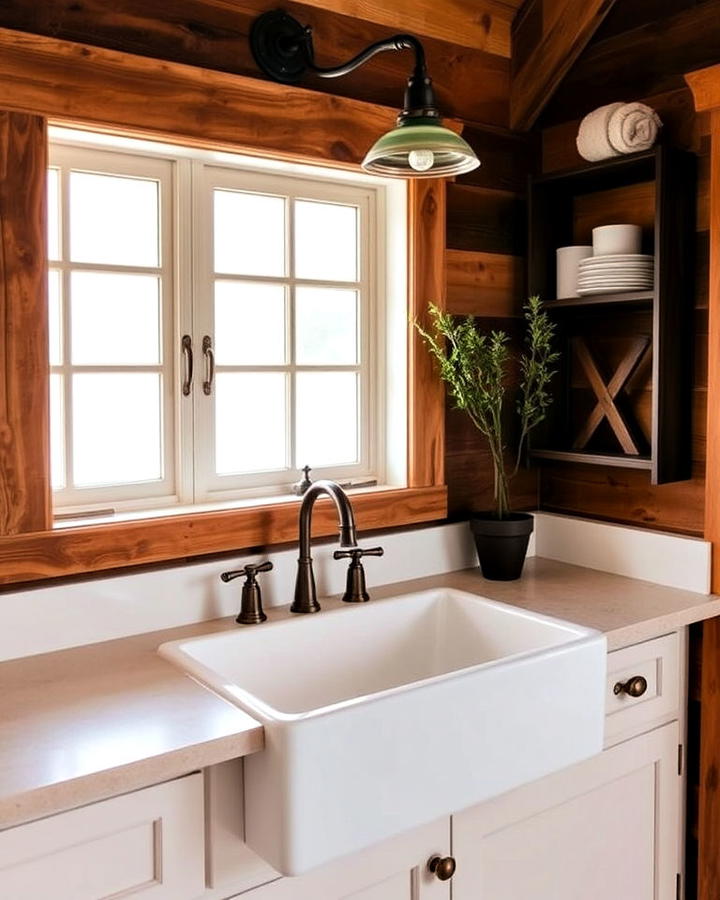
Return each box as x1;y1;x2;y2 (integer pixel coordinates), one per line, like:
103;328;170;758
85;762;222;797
576;254;654;296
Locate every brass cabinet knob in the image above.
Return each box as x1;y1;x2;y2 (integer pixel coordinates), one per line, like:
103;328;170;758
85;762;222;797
613;675;648;698
428;855;456;881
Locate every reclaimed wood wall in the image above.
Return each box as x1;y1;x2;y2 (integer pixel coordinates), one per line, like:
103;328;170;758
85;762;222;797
0;0;530;532
533;0;716;536
1;0;714;530
444;126;537;517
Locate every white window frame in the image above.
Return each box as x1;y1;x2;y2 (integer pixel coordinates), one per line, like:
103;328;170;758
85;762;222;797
191;163;381;502
48;128;406;519
48;144;178;510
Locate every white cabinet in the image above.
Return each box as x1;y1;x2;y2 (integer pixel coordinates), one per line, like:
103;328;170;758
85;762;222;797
0;774;205;900
238;816;451;900
205;761;450;900
451;631;685;900
211;630;686;900
0;631;685;900
452;721;681;900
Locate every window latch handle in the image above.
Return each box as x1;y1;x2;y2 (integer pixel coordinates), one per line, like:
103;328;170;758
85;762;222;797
181;334;194;396
202;335;215;396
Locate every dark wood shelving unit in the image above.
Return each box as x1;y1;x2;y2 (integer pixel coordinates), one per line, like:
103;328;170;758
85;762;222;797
545;290;654;310
530;449;653;470
528;145;696;485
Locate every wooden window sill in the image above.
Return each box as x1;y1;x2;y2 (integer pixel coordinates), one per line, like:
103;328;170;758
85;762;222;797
0;485;447;586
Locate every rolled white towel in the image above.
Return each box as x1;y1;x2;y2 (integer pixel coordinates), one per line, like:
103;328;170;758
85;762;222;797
607;102;662;154
576;102;624;162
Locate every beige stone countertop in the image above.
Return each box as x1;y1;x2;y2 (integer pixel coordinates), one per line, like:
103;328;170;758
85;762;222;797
2;556;719;832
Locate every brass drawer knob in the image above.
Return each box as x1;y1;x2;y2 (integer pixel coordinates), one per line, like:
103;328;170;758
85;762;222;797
613;675;648;698
428;855;456;881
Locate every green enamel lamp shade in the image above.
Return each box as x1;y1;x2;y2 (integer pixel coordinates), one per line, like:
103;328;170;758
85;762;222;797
362;118;480;179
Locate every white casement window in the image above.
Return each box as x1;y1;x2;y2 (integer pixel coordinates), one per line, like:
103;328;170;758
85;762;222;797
48;130;403;517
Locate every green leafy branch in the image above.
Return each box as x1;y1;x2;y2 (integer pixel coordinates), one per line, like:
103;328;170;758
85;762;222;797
414;296;559;519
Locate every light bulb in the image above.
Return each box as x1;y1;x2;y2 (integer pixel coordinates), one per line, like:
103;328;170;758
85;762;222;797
408;149;435;172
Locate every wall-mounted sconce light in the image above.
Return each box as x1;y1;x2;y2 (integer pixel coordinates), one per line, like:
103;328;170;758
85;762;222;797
250;10;481;179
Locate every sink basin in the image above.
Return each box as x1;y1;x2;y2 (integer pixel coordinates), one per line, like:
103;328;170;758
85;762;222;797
160;588;606;875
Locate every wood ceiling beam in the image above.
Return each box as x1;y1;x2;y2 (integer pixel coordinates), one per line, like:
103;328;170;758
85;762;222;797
289;0;516;57
544;4;720;125
0;28;461;168
510;0;618;131
0;0;509;127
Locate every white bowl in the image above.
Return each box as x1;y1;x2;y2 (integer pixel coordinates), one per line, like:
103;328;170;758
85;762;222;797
592;224;642;256
556;245;593;298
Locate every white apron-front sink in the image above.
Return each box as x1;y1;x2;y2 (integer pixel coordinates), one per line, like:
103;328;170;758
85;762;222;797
160;588;606;875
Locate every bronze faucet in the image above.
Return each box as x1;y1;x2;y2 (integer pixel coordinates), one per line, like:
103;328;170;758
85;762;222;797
291;480;358;614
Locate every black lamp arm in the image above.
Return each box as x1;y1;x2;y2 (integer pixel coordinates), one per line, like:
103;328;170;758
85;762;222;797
291;28;437;119
251;11;439;118
301;31;426;80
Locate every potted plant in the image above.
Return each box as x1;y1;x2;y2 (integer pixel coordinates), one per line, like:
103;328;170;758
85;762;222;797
415;296;558;580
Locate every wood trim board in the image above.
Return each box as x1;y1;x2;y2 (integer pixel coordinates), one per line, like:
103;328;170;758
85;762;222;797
0;27;461;169
408;179;446;489
684;68;720;900
0;31;450;583
0;487;447;586
0;112;51;536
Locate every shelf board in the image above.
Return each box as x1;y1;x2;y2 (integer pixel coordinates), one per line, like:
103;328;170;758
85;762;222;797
545;291;654;309
530;449;653;469
532;148;658;188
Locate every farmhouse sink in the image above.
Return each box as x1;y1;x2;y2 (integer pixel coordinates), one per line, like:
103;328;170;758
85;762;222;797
159;588;606;875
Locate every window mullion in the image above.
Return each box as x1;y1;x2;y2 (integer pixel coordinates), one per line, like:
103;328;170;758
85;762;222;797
175;157;195;505
60;163;74;493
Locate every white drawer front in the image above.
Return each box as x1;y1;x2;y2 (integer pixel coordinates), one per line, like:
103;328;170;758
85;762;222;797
0;774;204;900
605;632;680;745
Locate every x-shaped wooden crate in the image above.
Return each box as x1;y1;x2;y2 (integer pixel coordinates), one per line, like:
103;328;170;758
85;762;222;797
571;335;651;455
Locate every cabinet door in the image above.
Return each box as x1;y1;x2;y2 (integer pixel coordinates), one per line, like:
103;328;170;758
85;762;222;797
0;774;204;900
237;816;451;900
452;722;680;900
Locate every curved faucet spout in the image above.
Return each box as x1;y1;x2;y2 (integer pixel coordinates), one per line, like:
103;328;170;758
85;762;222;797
292;480;358;614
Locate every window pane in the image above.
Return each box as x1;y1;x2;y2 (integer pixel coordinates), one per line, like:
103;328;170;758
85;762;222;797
214;282;286;365
296;287;358;365
69;171;160;267
50;374;65;490
214;190;285;276
295;372;358;467
70;271;161;365
215;373;286;475
48;269;62;366
295;200;358;282
72;373;163;486
47;168;60;262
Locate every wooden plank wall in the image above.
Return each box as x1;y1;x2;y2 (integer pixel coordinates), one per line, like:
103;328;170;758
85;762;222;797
0;1;529;533
533;0;715;537
444;125;538;516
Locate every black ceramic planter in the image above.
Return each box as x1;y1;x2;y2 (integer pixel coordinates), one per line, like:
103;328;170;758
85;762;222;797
469;512;534;581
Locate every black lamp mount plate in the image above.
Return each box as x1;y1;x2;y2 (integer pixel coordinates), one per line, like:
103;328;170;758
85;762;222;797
250;10;310;85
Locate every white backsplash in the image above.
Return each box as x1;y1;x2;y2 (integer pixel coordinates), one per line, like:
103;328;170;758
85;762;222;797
0;521;482;662
0;512;709;663
533;512;711;594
